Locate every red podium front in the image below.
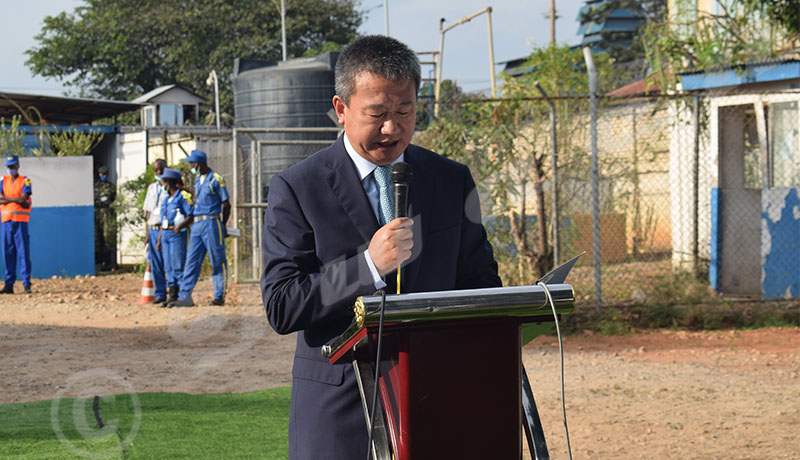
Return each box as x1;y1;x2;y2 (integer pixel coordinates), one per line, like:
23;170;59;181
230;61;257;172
323;284;575;460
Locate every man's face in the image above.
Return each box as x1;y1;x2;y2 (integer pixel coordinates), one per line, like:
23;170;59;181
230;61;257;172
154;162;165;177
333;72;417;166
7;165;18;176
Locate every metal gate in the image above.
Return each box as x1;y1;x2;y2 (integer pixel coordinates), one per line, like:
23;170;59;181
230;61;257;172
231;127;342;283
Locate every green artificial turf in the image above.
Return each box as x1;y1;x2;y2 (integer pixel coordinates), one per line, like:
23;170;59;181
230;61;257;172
0;388;291;459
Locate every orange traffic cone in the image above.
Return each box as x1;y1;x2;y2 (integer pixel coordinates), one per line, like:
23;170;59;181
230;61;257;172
136;263;156;305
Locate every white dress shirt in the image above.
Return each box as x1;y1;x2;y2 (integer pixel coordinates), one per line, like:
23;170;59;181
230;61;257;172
343;133;405;290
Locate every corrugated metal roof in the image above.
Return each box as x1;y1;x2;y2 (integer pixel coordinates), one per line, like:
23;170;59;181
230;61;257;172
0;92;141;125
679;60;800;90
677;59;800;76
132;84;204;104
607;77;660;97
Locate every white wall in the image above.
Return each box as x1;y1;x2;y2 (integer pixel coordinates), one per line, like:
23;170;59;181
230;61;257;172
116;130;149;264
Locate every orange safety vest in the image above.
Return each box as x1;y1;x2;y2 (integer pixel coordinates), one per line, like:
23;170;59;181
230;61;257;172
1;175;32;223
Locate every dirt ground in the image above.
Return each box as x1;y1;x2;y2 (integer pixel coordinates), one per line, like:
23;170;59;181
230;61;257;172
1;273;798;459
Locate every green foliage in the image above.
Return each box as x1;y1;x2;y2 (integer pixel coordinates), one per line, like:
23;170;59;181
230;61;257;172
25;0;362;120
416;45;616;282
0;116;25;157
578;0;668;84
301;40;345;57
114;165;159;262
595;308;632;335
743;0;800;37
49;129;105;156
645;270;716;306
0;388;291;459
416;79;466;130
642;0;794;92
560;300;799;334
1;116;106;158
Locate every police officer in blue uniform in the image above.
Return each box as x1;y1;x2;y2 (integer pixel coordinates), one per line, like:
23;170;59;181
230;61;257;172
0;155;32;294
143;159;168;303
171;150;230;307
157;168;194;307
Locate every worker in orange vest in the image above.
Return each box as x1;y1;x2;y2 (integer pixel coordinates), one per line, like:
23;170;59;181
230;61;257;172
0;155;32;294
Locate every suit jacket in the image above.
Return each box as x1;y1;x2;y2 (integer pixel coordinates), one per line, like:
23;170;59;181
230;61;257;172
261;136;501;459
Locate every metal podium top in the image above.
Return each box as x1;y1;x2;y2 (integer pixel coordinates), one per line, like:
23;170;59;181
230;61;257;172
322;283;575;360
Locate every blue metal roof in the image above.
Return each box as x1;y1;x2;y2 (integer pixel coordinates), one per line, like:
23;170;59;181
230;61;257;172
607;8;644;19
602;18;642;32
580;35;604;46
680;60;800;90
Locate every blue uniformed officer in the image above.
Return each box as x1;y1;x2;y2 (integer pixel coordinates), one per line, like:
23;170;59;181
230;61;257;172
157;168;194;307
142;159;168;303
170;150;230;307
0;155;33;294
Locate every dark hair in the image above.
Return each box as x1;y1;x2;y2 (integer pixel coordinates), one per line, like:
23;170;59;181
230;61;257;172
335;35;421;104
154;159;166;167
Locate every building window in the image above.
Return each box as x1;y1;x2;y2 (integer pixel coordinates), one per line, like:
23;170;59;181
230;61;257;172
770;101;800;187
158;104;184;126
143;106;156;127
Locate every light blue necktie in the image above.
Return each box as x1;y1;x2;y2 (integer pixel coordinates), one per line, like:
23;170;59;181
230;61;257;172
373;165;394;226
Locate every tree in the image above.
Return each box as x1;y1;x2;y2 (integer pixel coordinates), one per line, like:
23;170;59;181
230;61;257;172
26;0;362;120
643;0;795;92
416;79;464;130
745;0;800;38
416;46;615;283
578;0;668;84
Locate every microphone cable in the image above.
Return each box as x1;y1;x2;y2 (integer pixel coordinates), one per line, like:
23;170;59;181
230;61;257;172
366;288;387;460
537;281;573;460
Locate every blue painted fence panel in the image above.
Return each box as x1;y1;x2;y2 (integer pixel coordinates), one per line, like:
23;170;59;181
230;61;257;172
709;188;722;291
761;188;800;299
0;206;95;279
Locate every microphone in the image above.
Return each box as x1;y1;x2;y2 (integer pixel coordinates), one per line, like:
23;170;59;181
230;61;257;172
390;162;412;295
390;162;413;219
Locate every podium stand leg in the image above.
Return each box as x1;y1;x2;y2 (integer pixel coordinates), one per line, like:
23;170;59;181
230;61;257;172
353;360;392;460
522;365;550;460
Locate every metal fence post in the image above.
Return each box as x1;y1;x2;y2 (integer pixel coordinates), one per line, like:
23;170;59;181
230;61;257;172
232;128;239;283
583;46;602;310
692;95;701;279
534;81;559;267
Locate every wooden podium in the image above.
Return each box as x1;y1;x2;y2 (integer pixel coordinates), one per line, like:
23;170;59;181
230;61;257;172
323;283;576;460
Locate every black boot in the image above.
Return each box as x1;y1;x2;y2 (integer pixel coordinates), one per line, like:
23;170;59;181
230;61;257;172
165;286;179;306
0;284;12;294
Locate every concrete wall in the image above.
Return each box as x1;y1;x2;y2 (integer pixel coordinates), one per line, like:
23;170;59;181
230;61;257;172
0;156;94;278
599;101;672;255
116;130;148;264
669;99;715;271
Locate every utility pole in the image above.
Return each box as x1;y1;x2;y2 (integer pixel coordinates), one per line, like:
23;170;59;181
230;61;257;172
271;0;287;61
384;0;390;36
550;0;556;45
281;0;287;61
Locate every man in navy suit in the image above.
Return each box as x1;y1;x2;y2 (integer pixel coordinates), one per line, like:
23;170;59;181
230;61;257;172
261;35;501;459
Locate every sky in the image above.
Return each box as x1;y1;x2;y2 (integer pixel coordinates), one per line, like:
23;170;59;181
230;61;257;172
0;0;584;97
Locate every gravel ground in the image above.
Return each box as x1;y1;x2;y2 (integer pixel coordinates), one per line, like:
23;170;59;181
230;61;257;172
1;273;798;459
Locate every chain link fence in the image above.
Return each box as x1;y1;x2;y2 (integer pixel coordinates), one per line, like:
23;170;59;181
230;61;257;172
413;88;799;305
228;90;799;304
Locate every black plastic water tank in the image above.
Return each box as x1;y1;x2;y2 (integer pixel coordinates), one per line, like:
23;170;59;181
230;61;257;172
233;52;340;199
